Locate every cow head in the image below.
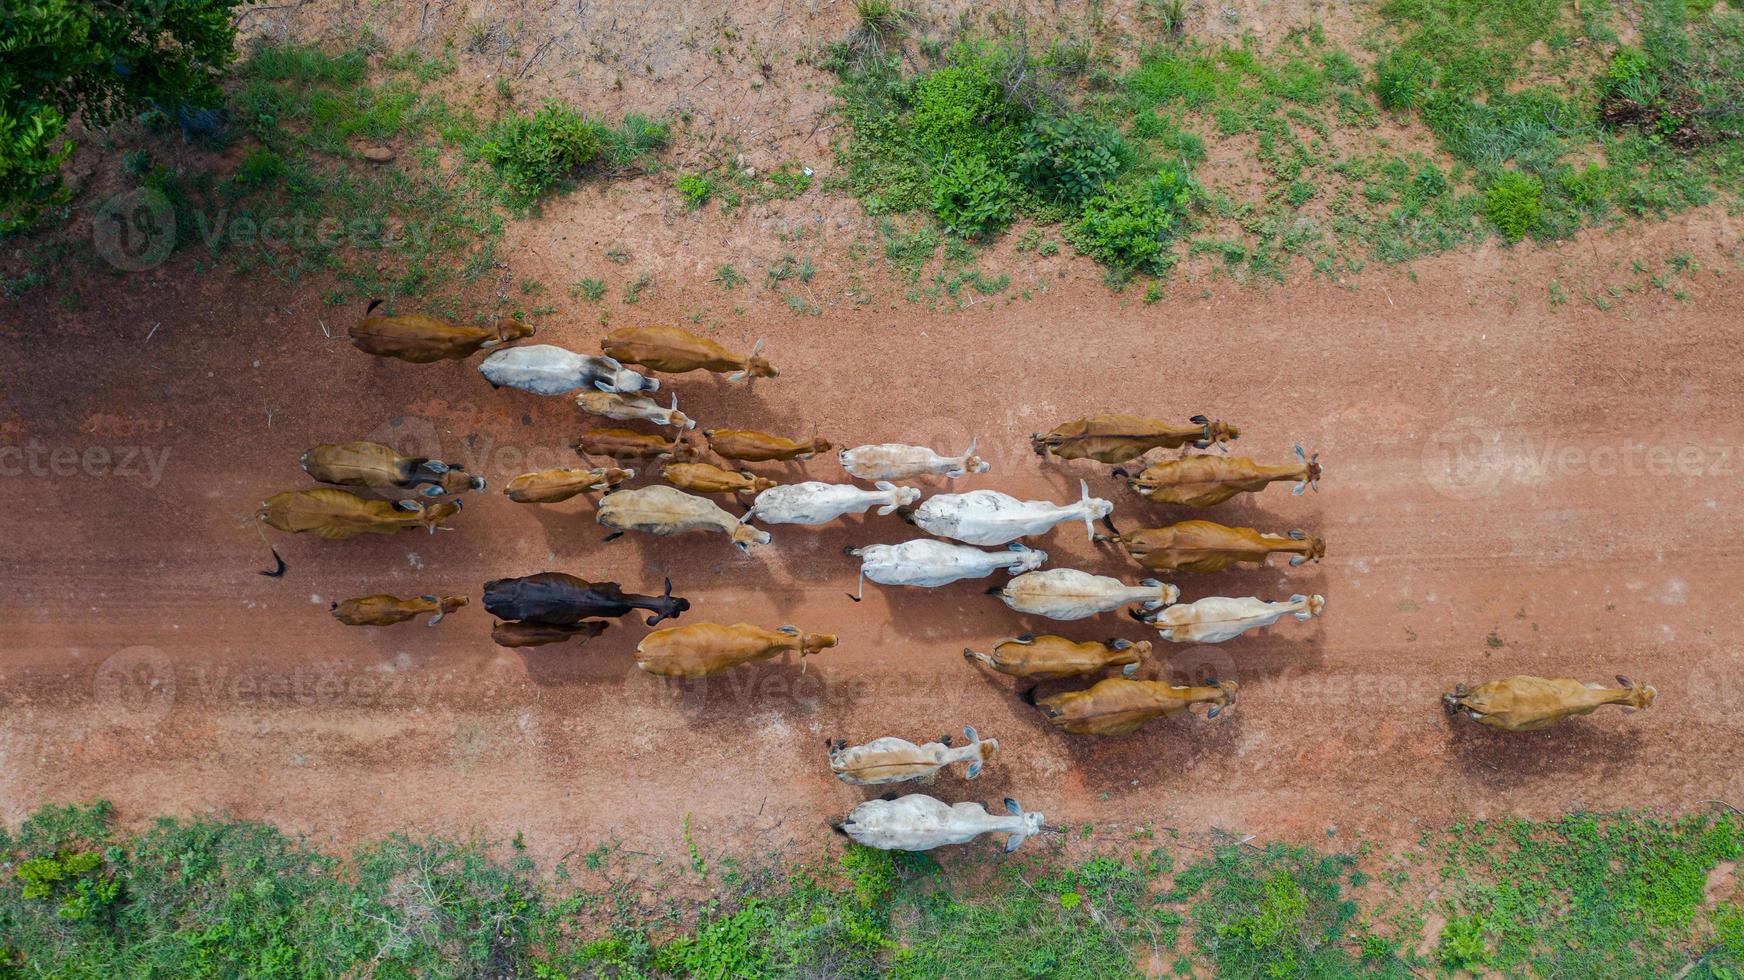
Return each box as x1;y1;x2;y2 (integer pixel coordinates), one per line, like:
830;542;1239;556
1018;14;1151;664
743;339;778;379
493;319;537;343
1286;530;1327;565
427;595;469;625
1189;415;1241;450
1291;445;1322;495
1002;799;1045;852
730;520;773;552
596;467;637;491
666;437;703;463
645;577;692;626
1204;678;1239;719
1616;675;1657;710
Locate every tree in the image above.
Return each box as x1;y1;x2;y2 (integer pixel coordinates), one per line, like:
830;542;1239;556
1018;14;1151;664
0;0;252;232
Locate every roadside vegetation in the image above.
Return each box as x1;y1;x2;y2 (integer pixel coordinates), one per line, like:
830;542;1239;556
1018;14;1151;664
5;38;666;314
2;801;1739;977
825;0;1744;288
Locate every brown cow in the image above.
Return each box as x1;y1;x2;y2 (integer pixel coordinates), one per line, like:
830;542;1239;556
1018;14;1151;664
1096;520;1324;573
1032;414;1240;464
258;489;461;539
301;441;485;497
490;619;611;648
635;622;837;677
348;300;533;362
331;594;467;627
503;466;635;503
963;635;1150;680
575;429;700;462
663;462;777;497
1023;677;1237;735
602;326;777;380
704;429;832;462
1444;675;1656;731
1120;445;1321;507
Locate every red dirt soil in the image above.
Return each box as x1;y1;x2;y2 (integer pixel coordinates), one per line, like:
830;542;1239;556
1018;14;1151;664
4;202;1744;866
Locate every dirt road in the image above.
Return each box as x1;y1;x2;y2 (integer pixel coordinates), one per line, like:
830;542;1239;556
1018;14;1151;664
3;210;1742;864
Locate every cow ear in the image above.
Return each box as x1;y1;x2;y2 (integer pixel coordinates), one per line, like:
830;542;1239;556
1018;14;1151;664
1288;529;1306;540
1003;798;1021;815
1207;705;1222;718
1617;675;1631;687
395;498;422;512
1015;632;1035;643
776;625;799;636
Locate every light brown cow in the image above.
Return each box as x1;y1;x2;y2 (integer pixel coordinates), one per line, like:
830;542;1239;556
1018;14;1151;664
348;299;533;362
635;622;837;677
828;726;998;784
1032;414;1240;464
331;594;467;627
1097;520;1324;573
963;635;1150;680
663;463;778;497
575;429;701;462
503;466;635;503
490;619;611;648
704;429;832;462
575;390;696;429
1121;445;1321;507
602;325;777;380
1444;675;1656;731
301;441;486;497
258;489;461;539
596;485;771;551
1024;677;1237;735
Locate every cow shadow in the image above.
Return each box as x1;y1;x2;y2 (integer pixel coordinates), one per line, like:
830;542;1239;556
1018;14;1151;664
1443;708;1647;790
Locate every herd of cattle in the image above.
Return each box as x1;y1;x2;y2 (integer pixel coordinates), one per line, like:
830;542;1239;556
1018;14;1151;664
253;306;1655;854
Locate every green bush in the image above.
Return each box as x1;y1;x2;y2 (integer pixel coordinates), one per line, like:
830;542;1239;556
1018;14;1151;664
1372;49;1440;111
1064;163;1198;272
907;56;1027;163
1017;114;1127;206
675;172;712;208
1484;169;1543;242
929;153;1015;238
478;102;602;205
0;0;251;231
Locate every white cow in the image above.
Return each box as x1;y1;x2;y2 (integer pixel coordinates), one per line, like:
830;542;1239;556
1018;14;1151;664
479;344;658;395
992;569;1178;620
1137;593;1324;643
835;795;1043;853
748;481;920;526
839;440;990;480
575;390;695;429
904;479;1113;545
844;539;1046;600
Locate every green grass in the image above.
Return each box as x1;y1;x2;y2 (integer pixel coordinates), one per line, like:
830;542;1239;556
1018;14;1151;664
3;803;1739;977
4;42;663;310
823;1;1744;287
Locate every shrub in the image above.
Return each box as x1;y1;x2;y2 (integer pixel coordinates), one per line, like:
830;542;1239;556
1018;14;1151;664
929;153;1015;238
675;172;711;208
479;101;602;205
1064;162;1198;272
0;0;251;230
1017;114;1127;206
1484;170;1543;242
908;56;1027;163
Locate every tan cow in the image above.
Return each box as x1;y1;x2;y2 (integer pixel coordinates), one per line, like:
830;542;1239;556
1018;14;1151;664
490;619;611;648
301;441;486;497
503;466;635;503
596;485;771;551
1097;520;1324;573
602;326;777;380
348;300;533;362
1444;675;1656;731
828;726;999;784
1122;445;1321;507
1032;414;1240;463
575;429;701;462
663;463;778;497
331;594;467;627
704;429;832;462
1024;677;1237;735
963;635;1150;680
575;390;696;430
635;622;837;677
258;489;461;539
